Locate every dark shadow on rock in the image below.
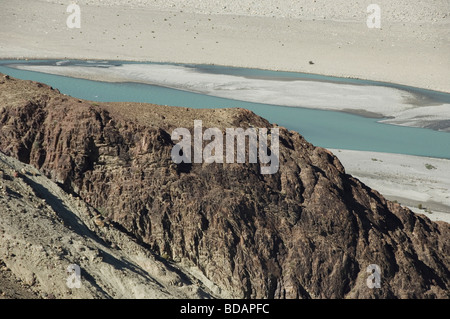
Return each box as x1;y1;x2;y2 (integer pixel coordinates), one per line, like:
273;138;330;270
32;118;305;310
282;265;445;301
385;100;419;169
21;174;109;247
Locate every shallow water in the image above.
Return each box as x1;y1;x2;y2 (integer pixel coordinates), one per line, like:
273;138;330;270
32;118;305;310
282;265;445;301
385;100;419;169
1;60;449;159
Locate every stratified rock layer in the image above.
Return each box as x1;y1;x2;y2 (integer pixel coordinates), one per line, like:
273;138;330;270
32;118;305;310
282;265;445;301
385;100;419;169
0;73;449;298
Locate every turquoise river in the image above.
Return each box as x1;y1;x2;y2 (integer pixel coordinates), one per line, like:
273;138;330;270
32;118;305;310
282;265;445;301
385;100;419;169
1;60;449;159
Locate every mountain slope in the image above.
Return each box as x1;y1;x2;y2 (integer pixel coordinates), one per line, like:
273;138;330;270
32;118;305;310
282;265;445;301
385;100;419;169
0;143;227;299
0;73;449;298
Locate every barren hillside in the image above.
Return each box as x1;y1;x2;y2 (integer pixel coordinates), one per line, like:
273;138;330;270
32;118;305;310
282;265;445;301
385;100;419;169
0;146;228;299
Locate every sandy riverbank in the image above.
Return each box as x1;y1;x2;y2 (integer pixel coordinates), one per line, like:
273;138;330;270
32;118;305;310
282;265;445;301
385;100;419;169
0;0;449;92
330;149;450;223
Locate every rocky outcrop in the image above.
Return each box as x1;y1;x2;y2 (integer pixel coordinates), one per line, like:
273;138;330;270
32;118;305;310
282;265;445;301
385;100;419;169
0;73;449;298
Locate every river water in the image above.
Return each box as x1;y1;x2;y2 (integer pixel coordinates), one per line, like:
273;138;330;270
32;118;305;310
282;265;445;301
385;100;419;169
1;60;449;159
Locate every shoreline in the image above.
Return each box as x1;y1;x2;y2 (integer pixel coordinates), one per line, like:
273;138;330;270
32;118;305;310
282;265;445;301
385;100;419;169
3;57;450;96
4;61;450;133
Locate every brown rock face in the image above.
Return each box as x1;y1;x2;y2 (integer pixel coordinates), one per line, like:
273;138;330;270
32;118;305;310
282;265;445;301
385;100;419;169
0;74;449;298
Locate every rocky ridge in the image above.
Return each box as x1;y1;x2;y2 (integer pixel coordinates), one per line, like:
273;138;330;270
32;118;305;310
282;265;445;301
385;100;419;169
0;73;449;298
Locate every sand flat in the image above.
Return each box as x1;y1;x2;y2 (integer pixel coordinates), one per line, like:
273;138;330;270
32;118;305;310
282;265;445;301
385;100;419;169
330;149;450;223
1;0;449;92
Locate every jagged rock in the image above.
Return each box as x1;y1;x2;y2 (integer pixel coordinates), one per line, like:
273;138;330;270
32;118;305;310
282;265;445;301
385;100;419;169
0;73;449;298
